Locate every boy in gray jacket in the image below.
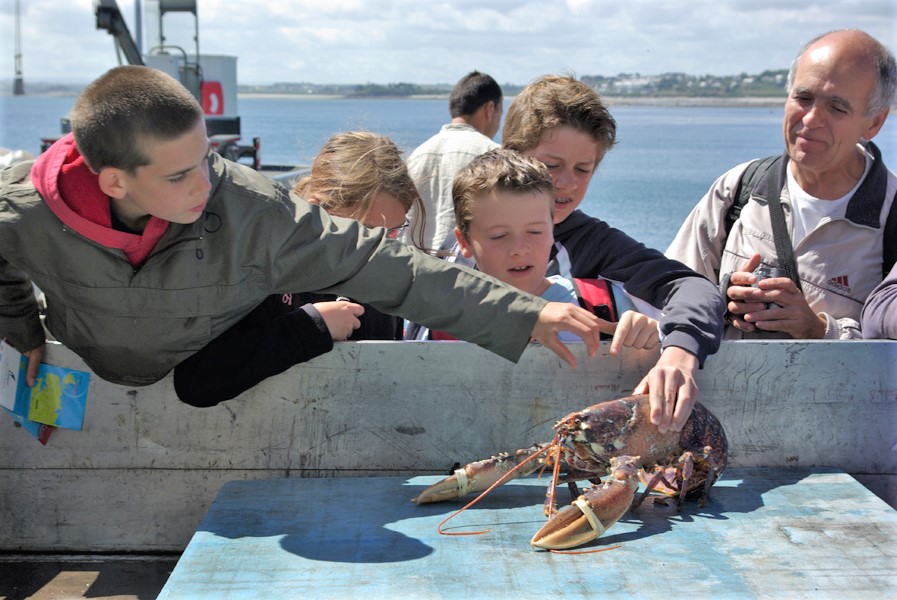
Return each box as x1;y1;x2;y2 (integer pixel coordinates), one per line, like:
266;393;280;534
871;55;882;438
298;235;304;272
0;66;611;394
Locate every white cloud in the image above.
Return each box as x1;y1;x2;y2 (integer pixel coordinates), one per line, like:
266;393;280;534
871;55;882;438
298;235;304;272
0;0;894;85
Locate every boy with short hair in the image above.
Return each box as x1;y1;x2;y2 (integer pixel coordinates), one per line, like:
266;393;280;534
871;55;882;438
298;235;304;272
450;148;659;346
502;75;726;433
0;66;611;394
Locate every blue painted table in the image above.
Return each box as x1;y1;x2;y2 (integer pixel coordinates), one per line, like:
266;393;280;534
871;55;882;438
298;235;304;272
158;469;897;599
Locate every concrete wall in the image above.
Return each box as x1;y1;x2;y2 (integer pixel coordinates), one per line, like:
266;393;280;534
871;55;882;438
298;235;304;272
1;340;894;552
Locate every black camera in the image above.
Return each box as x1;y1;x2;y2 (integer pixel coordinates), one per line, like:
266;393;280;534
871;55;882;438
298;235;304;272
752;266;785;309
752;266;786;287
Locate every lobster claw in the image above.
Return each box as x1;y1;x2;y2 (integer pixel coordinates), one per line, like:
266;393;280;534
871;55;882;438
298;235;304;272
530;456;641;550
412;447;544;504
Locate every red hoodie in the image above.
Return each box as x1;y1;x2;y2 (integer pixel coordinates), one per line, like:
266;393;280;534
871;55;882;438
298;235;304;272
31;133;170;267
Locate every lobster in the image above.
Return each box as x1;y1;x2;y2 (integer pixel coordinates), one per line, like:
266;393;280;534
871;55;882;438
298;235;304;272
411;394;728;550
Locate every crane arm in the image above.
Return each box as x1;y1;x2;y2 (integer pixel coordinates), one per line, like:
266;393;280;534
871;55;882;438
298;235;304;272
94;0;144;66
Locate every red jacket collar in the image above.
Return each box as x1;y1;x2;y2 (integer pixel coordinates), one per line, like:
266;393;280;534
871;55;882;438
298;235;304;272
31;133;170;267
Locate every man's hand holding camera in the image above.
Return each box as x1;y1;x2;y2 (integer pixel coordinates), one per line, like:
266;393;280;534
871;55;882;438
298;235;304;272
721;253;826;339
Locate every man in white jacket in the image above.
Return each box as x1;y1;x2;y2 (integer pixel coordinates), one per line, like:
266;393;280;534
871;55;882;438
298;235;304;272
667;29;896;340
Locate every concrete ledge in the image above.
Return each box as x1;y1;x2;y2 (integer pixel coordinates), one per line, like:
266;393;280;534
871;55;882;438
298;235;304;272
1;340;894;551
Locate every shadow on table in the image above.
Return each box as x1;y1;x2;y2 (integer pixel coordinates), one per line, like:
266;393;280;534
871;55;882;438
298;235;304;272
193;477;448;564
195;469;811;563
277;479;555;563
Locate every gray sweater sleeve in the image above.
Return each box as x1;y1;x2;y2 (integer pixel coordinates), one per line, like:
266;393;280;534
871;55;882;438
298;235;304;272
266;191;547;363
862;262;897;339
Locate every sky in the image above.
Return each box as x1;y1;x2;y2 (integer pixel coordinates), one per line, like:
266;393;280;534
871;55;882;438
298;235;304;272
1;0;895;86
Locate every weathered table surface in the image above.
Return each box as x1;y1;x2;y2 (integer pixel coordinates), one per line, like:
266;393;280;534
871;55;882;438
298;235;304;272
158;468;897;599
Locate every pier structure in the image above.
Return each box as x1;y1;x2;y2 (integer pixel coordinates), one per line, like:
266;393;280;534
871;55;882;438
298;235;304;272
13;0;25;95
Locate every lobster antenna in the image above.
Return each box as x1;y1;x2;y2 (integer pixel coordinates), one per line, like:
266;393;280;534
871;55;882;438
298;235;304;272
437;439;557;536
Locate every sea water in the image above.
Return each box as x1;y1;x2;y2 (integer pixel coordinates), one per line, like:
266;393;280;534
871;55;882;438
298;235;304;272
2;94;895;250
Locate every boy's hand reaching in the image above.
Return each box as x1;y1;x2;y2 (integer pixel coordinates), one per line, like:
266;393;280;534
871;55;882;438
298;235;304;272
315;301;365;341
608;310;660;354
633;346;700;434
530;302;615;368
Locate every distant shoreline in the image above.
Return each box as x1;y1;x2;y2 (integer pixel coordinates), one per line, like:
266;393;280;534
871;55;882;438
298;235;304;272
237;92;787;108
603;96;784;107
15;91;886;111
0;90;799;109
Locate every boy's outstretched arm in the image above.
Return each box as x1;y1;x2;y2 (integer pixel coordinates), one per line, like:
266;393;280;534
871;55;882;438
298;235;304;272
530;302;614;368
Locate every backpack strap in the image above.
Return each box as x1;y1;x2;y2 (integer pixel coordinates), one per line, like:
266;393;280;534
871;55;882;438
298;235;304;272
766;180;803;292
724;154;802;290
725;154;782;237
